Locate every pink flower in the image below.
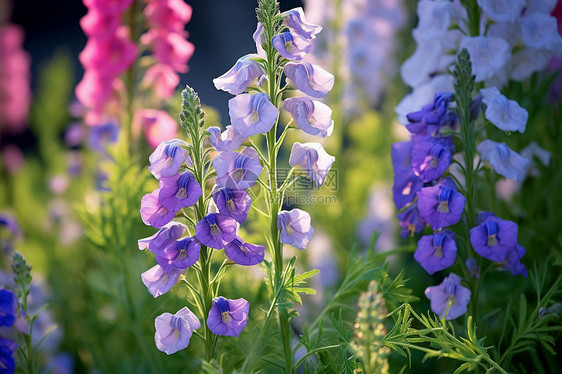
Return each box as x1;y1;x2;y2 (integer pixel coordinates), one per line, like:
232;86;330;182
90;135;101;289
142;65;179;99
141;29;194;73
134;109;178;149
79;26;137;77
80;6;122;39
83;0;134;15
75;70;115;110
144;0;192;33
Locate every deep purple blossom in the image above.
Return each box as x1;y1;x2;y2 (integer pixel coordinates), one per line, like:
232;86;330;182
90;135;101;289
284;61;334;98
140;189;177;228
396;203;426;238
148;139;190;179
406;92;453;126
212;188;252;223
477;140;529;182
195;213;237;249
213;150;263;190
277;209;314;250
465;257;480;279
289;142;335;186
469;212;518;263
0;289;17;327
141;264;182;298
138;221;187;254
283;97;334;137
155;307;200;355
272;31;311;60
417;178;465;230
213;54;264;95
207;296;249;337
500;245;527;277
158;171;202;211
0;337;16;374
281;7;322;41
88;122;119;151
225;236;264;266
229;93;278;138
206;126;244;152
414;230;457;275
411;136;454;182
392;141;423;209
156;236;201;272
425;273;471;320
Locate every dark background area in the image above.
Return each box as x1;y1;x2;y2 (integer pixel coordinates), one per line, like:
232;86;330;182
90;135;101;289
11;0;303;121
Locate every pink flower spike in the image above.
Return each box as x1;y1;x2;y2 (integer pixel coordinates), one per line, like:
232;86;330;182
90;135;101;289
142;65;179;99
141;30;194;73
144;0;192;33
80;6;121;39
83;0;134;15
134;109;178;149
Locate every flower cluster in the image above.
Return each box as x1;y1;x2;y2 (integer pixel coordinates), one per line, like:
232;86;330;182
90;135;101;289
0;21;31;135
76;0;137;126
304;0;406;107
396;0;562;124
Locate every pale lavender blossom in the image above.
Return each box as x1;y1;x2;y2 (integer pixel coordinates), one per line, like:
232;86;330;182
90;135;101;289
284;61;334;98
154;307;200;355
277;209;314;250
425;273;471;320
140;189;177;228
148;139;190;179
283;97;334;137
213;54;265;95
460;36;511;82
281;7;322;41
477;0;525;23
141;264;181;298
477;140;530;182
272;31;312;60
224;236;264;266
207;296;249;337
289;142;335;186
480;87;528;133
212;187;252;223
520;12;562;54
229;93;278;137
206;126;245;152
213;150;263;190
138;221;187;254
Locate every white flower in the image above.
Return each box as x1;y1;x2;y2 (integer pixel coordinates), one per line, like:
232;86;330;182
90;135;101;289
521;141;551;177
413;0;457;42
510;48;552;80
526;0;558;14
476;0;525;23
520;12;562;54
477;140;529;182
460;36;511;82
400;39;454;88
480;87;528;133
395;75;454;125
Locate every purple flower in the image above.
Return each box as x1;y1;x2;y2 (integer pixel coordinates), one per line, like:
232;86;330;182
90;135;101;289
469;213;518;263
281;7;322;41
284;61;334;98
277;209;314;250
207;296;249;337
392;141;423;209
414;230;457;275
88;122;119;151
417;178;465;230
206;126;244;152
225;236;264;266
155;307;200;355
406;92;453;126
229;93;278;138
289;142;335;187
213;150;263;190
465;257;480;279
141;264;181;298
425;273;471;320
283;97;334;137
140;189;176;228
272;31;312;60
138;221;187;254
212;188;252;223
0;337;16;374
477;140;530;182
500;245;527;277
148;139;190;179
396;203;426;238
156;236;201;272
0;289;17;327
213;54;264;95
195;213;237;249
158;171;202;211
411;136;454;182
